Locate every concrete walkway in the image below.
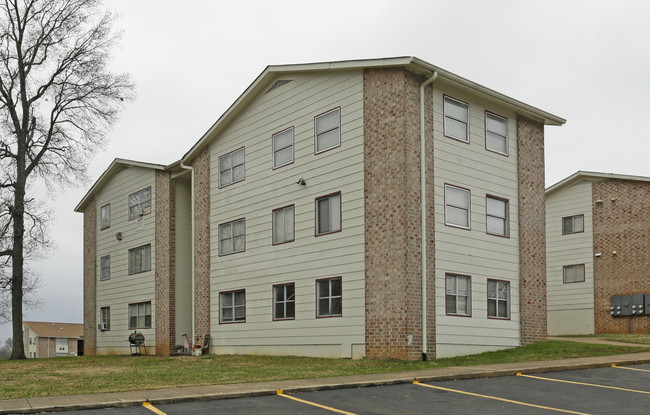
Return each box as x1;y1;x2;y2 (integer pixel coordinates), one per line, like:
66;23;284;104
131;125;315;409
2;338;650;414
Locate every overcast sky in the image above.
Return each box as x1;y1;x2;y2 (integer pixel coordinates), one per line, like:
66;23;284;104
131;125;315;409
2;0;649;342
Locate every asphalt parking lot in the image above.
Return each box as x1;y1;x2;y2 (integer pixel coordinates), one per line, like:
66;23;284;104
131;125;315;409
55;363;650;415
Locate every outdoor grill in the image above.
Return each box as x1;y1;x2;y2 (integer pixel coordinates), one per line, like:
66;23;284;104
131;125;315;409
128;331;147;356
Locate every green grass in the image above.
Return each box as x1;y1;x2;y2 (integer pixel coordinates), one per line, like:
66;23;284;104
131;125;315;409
0;340;647;399
556;333;650;345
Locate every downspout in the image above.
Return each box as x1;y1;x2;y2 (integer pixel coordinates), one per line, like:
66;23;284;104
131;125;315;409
420;71;437;361
179;162;196;346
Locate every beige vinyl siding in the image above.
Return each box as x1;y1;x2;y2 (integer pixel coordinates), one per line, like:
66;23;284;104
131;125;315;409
209;71;365;358
546;180;595;335
433;83;521;358
94;166;157;354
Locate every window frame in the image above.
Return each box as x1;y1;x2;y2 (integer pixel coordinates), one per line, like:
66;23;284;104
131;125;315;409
487;279;510;320
445;273;472;317
316;277;342;318
100;204;111;230
486;195;509;238
272;126;294;169
128;302;151;329
444;184;471;230
315;192;342;236
218;218;246;256
314;107;341;155
128;244;152;275
100;255;111;281
100;306;110;331
128;187;152;221
443;95;470;143
485;111;509;156
273;283;296;321
272;205;295;245
218;147;246;188
563;264;586;284
219;289;246;324
562;214;584;235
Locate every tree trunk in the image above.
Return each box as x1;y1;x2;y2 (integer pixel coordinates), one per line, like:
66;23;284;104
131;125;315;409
10;147;26;360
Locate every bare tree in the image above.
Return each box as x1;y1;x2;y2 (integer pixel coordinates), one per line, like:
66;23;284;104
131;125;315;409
0;337;11;358
0;0;133;359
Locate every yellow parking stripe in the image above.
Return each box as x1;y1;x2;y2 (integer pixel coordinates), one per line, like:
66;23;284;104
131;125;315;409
413;381;591;415
277;389;357;415
517;373;650;395
612;363;650;373
142;402;167;415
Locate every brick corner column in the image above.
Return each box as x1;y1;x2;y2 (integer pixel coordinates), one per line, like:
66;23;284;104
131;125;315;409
192;148;211;344
155;170;175;356
83;198;97;356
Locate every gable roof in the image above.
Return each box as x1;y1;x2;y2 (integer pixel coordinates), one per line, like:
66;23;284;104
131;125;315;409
23;321;83;339
74;158;166;212
546;171;650;196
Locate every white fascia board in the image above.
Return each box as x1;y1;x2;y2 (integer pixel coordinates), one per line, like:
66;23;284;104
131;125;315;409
546;170;650;195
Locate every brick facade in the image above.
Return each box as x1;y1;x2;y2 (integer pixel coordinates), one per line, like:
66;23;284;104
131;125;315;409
192;148;211;343
154;171;175;355
592;179;650;333
517;116;547;345
82;198;97;355
363;68;436;360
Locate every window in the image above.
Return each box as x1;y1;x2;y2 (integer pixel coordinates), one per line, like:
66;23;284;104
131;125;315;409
100;255;111;281
273;127;294;168
219;218;245;255
316;192;341;235
128;187;151;220
100;204;110;230
100;307;110;330
272;205;295;244
485;112;508;155
446;274;471;316
487;280;510;319
562;215;584;235
220;290;246;323
486;196;509;237
128;245;151;274
219;147;245;187
315;108;340;153
563;264;585;283
317;277;342;317
445;185;470;229
128;302;151;329
273;283;295;320
444;96;469;142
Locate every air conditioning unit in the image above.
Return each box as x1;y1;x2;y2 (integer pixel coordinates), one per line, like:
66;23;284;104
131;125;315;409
98;323;107;331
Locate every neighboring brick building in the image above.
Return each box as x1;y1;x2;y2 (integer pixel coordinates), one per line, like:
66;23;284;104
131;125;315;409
76;57;564;359
546;171;650;335
23;321;83;358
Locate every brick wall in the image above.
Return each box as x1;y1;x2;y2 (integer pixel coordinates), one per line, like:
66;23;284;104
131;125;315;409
363;68;435;360
192;148;211;344
83;198;97;355
516;116;547;345
154;171;175;355
593;179;650;333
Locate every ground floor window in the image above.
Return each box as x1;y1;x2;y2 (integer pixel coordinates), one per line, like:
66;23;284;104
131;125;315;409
317;277;342;317
100;307;110;331
445;274;471;316
128;302;152;329
487;279;510;319
563;264;585;283
273;283;295;320
220;290;246;323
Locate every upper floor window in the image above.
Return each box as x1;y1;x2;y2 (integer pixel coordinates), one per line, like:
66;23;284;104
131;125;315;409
219;218;245;255
445;185;470;229
446;274;471;316
486;196;509;237
563;264;585;283
129;187;151;220
273;205;295;245
315;108;340;154
220;290;246;323
485;112;508;155
316;192;341;236
219;148;245;188
317;277;342;317
273;127;294;169
128;302;151;329
273;283;295;320
444;95;469;142
128;244;151;275
100;255;111;281
487;279;510;319
562;215;584;235
100;204;111;230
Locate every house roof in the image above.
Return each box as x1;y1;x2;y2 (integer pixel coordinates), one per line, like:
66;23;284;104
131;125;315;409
74;158;166;212
180;56;566;164
546;171;650;195
23;321;83;339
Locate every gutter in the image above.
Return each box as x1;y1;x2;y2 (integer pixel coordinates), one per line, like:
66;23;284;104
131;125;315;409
179;162;196;346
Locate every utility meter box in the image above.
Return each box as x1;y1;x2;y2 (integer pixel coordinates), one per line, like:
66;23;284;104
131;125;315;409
621;295;633;316
631;294;645;315
610;296;623;317
645;294;650;315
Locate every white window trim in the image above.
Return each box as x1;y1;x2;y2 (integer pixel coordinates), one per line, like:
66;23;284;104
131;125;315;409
273;283;295;320
272;127;294;169
487;279;510;319
316;192;342;236
314;108;341;154
486;195;509;237
220;290;246;323
128;302;151;329
443;95;470;143
445;274;471;316
272;205;295;245
444;184;471;229
316;277;342;318
485;111;509;156
218;218;246;256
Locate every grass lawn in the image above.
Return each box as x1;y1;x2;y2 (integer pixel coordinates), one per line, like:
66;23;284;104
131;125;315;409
0;340;647;399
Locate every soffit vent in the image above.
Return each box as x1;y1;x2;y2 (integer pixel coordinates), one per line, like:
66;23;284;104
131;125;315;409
117;166;130;174
266;79;292;94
